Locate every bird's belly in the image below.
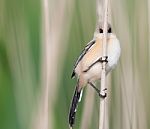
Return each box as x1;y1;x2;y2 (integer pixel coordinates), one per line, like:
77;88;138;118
84;63;102;82
75;37;121;84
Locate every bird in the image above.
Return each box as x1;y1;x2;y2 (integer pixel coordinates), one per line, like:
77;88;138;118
68;23;121;128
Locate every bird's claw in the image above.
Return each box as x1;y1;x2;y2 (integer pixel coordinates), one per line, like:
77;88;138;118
100;56;108;63
99;88;107;98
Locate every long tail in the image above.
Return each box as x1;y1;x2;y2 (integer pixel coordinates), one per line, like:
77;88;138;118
69;86;83;128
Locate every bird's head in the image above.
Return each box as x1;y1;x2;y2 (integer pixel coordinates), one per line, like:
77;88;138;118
94;22;112;37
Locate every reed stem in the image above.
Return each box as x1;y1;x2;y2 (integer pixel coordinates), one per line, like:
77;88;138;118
97;0;109;129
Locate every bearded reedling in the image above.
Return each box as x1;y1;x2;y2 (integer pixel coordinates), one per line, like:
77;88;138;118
68;24;121;128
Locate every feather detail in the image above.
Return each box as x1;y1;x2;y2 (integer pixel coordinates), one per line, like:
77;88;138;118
71;39;96;78
69;86;83;127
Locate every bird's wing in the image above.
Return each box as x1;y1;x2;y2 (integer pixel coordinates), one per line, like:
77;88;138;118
71;39;96;78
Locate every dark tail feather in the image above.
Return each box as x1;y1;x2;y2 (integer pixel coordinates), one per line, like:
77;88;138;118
69;86;82;128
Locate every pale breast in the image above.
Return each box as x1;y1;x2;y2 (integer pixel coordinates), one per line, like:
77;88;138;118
75;34;121;83
106;35;121;73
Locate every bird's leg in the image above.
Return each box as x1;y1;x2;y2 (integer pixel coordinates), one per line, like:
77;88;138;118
99;56;108;63
88;82;107;98
88;82;100;94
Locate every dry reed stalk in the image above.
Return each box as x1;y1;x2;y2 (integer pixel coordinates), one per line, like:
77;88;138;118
32;0;75;129
111;0;148;129
80;85;95;129
97;0;109;129
32;0;50;128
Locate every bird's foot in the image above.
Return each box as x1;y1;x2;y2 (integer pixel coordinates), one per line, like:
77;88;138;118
88;82;107;99
99;88;107;98
99;56;108;63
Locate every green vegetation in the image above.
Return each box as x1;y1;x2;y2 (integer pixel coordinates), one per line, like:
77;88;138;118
0;0;150;129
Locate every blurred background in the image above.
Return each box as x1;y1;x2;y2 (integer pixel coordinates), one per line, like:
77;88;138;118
0;0;150;129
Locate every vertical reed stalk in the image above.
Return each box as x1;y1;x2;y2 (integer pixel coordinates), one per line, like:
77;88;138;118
97;0;109;129
32;0;50;128
31;0;51;128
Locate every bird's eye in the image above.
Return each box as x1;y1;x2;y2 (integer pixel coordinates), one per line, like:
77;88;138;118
99;28;103;33
108;27;112;33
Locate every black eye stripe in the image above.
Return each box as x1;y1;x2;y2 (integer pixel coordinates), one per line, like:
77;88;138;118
99;28;103;33
108;28;112;33
99;28;112;33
